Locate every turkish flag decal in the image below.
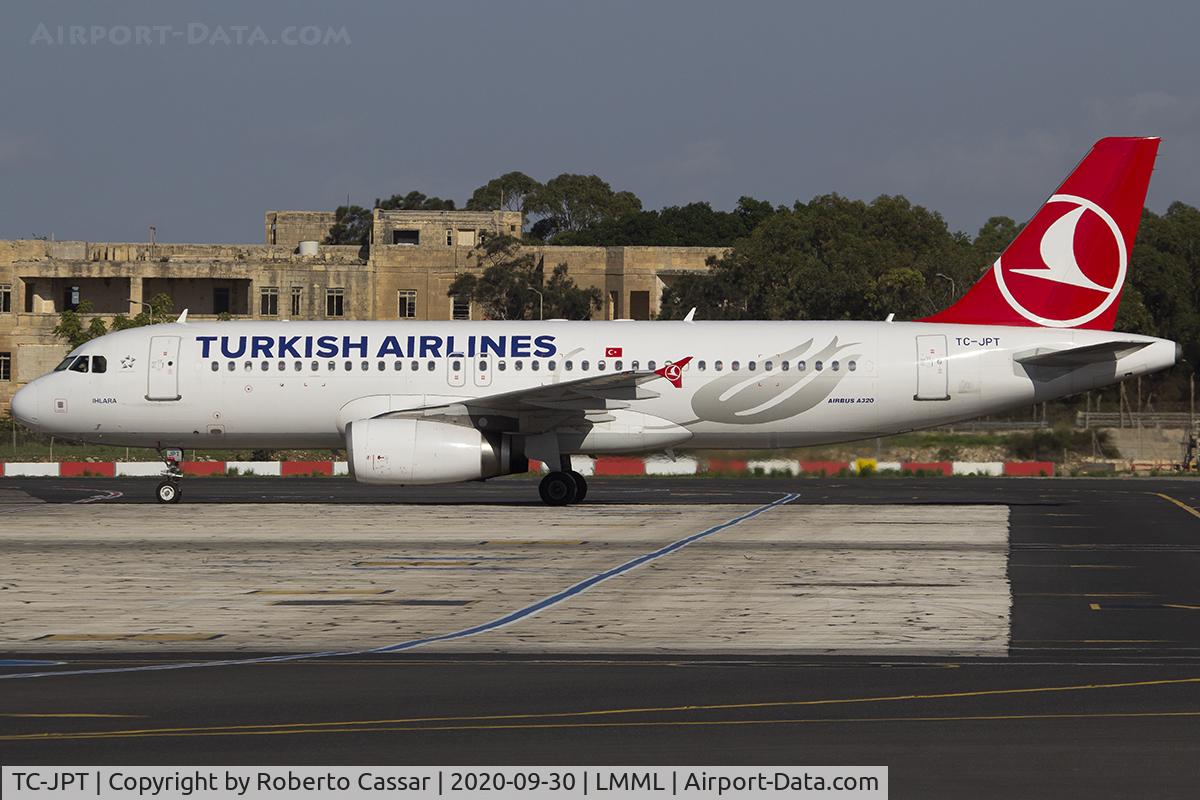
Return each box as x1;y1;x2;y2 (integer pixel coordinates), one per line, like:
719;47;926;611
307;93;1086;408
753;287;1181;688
605;346;623;357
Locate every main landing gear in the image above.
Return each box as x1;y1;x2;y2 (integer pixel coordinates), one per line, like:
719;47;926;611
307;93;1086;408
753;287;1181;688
155;447;184;504
538;461;588;506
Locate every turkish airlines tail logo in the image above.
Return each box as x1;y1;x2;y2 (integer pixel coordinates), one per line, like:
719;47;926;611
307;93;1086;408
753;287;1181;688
655;356;693;388
922;137;1159;331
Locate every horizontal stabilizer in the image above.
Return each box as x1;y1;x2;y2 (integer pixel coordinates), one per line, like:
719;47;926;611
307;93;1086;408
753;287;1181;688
1014;340;1149;368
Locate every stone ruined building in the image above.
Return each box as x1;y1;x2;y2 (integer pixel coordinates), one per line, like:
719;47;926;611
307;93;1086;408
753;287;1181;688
0;209;725;410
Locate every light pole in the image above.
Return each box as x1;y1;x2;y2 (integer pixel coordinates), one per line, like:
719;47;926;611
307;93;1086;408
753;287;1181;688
935;272;955;301
526;286;544;320
128;298;153;322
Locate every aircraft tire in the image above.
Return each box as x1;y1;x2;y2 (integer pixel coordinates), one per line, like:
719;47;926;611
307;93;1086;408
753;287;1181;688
156;480;181;504
567;470;588;502
539;471;578;506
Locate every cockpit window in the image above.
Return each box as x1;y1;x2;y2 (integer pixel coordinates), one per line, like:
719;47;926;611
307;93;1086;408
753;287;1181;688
54;356;77;372
69;357;90;373
92;356;107;374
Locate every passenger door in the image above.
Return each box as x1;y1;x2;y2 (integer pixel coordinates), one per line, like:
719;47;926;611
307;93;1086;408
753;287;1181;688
914;334;949;401
147;335;182;401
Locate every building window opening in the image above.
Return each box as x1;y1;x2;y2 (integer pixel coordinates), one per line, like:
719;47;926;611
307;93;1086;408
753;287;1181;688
325;288;345;317
451;295;471;320
392;229;420;245
398;290;417;319
260;286;279;316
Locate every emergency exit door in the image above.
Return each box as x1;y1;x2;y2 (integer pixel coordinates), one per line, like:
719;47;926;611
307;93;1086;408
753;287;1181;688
914;334;950;401
147;335;181;401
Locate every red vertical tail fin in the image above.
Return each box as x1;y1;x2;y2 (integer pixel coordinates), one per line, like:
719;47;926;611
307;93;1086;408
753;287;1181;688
922;137;1159;330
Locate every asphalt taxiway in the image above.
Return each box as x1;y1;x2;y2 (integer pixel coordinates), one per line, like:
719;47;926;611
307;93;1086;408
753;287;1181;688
1;477;1199;798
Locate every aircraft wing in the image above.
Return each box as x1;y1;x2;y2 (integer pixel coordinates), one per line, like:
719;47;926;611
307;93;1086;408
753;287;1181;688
375;368;676;432
1014;340;1150;368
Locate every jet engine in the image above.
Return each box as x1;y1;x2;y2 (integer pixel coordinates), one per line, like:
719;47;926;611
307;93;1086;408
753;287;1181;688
345;418;527;485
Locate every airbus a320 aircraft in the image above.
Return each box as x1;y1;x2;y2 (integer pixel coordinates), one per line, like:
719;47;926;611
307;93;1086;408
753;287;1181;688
10;137;1179;505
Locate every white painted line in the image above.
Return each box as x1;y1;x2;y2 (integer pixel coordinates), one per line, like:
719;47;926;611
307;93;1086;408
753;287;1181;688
114;462;166;477
3;463;60;477
953;461;1004;476
644;457;699;476
226;461;282;477
748;459;800;475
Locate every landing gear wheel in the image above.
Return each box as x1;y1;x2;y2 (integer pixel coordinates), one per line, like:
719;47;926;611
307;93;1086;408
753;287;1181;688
156;481;181;504
567;470;588;502
539;471;579;506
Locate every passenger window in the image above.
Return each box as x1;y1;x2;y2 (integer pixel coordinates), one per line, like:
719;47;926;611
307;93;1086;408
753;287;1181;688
278;360;286;371
615;360;623;370
211;361;219;372
548;361;556;370
849;360;857;372
597;360;606;371
344;361;353;371
451;359;461;371
714;360;723;371
377;361;385;371
581;360;589;371
698;360;706;371
410;360;419;371
648;360;657;371
244;361;252;372
797;360;806;371
731;361;740;371
515;360;524;371
227;362;235;371
781;361;789;371
296;361;304;372
498;361;506;371
815;361;824;371
531;361;540;371
361;361;369;371
748;361;756;371
311;360;319;371
427;361;435;371
261;361;270;371
765;361;774;371
328;360;336;371
393;361;402;371
631;360;639;370
479;361;488;372
69;357;89;373
831;360;839;371
565;361;573;371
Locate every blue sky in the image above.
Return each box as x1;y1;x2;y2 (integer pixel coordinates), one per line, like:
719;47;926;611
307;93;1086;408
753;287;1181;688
2;0;1197;242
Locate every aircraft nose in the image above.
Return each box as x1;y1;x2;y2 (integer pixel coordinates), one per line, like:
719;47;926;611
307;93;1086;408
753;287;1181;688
10;382;39;427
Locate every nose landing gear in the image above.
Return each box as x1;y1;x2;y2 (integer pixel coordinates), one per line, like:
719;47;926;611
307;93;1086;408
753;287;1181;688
155;447;184;504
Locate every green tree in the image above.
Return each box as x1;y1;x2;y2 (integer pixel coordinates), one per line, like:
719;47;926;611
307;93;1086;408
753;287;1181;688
447;235;600;320
465;171;541;213
376;191;456;211
554;197;779;247
324;205;373;246
527;174;642;240
659;194;979;321
52;300;106;349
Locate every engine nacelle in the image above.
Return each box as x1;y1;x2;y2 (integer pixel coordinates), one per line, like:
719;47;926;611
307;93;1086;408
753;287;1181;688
346;418;527;485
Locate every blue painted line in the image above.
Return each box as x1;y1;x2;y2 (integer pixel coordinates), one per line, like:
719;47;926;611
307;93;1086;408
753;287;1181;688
370;492;799;653
0;659;66;667
0;494;796;681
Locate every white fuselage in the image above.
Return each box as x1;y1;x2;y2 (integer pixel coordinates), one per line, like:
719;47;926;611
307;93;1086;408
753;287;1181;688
11;319;1179;454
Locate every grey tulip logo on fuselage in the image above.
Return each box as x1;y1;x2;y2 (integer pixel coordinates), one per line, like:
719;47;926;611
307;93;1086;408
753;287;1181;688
690;337;862;424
